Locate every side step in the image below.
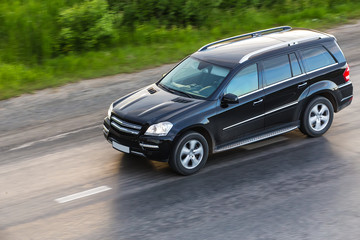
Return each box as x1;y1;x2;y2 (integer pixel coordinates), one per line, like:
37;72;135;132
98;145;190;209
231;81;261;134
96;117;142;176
214;125;298;153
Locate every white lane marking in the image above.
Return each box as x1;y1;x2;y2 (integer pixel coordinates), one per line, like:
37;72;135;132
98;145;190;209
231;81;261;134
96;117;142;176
9;125;99;151
55;186;112;204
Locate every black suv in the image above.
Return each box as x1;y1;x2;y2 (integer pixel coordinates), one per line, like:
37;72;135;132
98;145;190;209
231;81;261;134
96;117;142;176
103;26;353;175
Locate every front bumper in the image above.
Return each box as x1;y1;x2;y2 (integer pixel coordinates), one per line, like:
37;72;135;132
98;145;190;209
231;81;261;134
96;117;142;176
103;117;172;162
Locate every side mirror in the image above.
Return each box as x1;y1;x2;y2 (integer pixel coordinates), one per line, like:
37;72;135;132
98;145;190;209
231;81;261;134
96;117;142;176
222;93;239;104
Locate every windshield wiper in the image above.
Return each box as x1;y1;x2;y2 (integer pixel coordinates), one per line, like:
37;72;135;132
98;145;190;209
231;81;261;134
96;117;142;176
158;83;175;93
158;83;193;98
171;89;194;98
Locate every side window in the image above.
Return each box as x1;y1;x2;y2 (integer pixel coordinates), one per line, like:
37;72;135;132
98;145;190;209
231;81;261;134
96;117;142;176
225;64;258;97
289;53;302;76
263;55;292;86
300;46;336;72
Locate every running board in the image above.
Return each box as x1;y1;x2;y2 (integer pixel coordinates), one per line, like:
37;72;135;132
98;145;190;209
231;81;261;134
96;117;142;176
214;126;298;153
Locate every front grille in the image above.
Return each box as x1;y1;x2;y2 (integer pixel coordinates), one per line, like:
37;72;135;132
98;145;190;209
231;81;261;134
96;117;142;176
110;115;142;135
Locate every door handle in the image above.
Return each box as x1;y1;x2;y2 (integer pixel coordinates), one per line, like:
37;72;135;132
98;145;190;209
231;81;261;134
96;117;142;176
298;82;307;89
253;98;263;106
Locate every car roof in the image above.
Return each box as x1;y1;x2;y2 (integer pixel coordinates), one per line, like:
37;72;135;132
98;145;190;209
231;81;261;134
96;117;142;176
191;28;332;69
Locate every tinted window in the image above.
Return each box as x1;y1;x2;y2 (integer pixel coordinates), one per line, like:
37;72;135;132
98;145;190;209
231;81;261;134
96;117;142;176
263;55;292;86
289;53;302;76
159;57;230;98
225;64;258;96
323;41;346;63
301;46;336;72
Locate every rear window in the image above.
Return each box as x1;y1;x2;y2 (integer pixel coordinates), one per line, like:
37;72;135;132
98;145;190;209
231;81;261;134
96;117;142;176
289;53;302;76
323;41;346;63
300;46;336;72
263;55;292;86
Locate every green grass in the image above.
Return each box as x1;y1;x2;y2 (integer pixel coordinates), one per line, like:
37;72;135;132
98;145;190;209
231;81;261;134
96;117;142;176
1;2;360;100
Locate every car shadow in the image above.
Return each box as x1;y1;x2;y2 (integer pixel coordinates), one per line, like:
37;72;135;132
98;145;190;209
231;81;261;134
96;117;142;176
206;130;308;168
114;130;311;177
116;153;174;177
106;136;346;239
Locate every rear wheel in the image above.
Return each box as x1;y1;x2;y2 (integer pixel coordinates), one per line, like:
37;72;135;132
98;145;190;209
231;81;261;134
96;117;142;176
169;131;209;175
300;96;334;137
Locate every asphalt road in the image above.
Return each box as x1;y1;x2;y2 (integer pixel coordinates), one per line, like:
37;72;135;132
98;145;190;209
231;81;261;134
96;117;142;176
1;21;360;240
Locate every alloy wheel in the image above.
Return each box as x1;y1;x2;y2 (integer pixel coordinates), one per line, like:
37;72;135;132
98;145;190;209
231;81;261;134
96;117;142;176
180;139;204;169
308;103;330;132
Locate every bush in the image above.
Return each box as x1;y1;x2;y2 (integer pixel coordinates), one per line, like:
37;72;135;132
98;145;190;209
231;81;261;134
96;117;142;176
58;0;115;53
0;63;50;98
0;0;63;63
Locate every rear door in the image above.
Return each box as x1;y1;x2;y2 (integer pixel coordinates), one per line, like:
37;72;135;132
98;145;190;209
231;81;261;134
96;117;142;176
262;52;309;129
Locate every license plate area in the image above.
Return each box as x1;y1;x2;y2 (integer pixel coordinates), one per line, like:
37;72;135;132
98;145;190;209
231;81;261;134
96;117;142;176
112;141;130;153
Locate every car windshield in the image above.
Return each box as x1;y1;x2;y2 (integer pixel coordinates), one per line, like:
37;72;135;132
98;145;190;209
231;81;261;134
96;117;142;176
158;57;230;99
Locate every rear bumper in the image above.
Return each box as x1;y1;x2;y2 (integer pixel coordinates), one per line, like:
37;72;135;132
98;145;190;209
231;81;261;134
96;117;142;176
337;81;353;111
103;117;172;162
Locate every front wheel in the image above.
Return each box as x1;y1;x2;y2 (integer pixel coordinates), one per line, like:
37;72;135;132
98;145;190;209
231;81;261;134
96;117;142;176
300;96;334;137
169;131;209;175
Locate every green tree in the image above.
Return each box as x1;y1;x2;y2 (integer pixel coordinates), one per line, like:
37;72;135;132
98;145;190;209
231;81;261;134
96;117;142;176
58;0;115;53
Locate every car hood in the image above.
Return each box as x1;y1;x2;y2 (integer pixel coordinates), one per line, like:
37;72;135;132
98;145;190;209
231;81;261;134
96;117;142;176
112;84;204;124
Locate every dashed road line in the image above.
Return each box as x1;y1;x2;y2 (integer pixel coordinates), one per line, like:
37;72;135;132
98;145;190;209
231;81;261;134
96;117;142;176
8;125;99;152
55;186;112;204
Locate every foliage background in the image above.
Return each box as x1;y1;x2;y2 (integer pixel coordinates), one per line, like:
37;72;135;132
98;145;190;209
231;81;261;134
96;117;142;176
0;0;360;99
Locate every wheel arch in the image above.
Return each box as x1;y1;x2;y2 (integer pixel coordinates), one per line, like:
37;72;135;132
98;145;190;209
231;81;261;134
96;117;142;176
174;125;214;154
297;80;339;120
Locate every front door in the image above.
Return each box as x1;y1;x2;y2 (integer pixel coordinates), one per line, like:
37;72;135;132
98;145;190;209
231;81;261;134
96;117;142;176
211;63;265;146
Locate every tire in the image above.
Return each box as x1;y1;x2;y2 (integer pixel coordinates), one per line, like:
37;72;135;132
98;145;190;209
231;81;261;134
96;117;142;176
169;131;209;175
300;96;334;137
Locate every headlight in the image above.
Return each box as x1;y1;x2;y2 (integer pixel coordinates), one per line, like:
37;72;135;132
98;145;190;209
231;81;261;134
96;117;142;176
145;122;173;136
107;103;113;119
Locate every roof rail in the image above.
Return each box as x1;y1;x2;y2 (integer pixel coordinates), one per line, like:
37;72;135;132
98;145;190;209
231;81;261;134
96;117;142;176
293;27;336;40
198;26;292;52
239;36;324;63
